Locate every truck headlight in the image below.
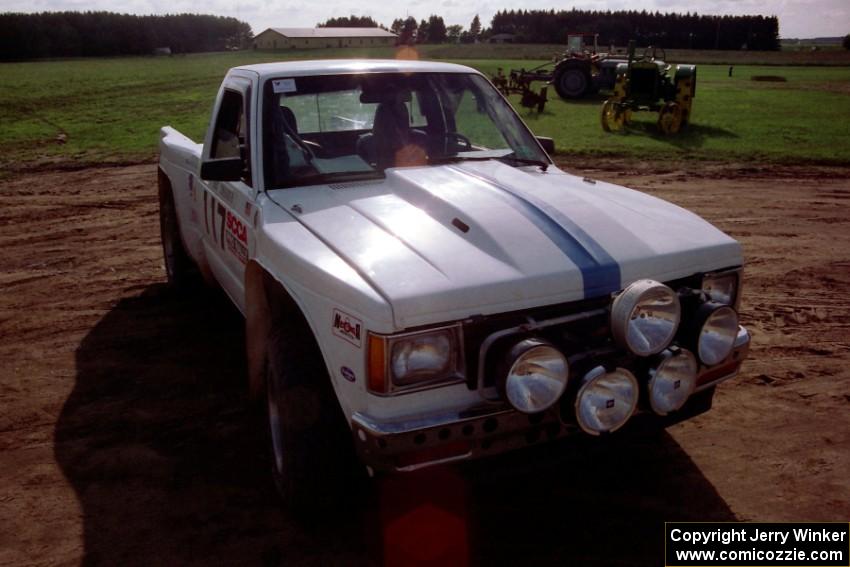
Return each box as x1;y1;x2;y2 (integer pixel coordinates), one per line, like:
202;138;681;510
368;325;464;394
611;279;681;356
648;349;697;415
702;271;739;307
500;339;568;414
391;330;455;385
693;303;738;366
575;366;638;435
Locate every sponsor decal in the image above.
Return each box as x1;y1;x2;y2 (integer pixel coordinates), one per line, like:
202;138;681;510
206;190;248;263
272;78;297;94
332;309;362;347
226;211;248;244
225;231;248;264
340;366;356;383
187;174;195;199
224;211;248;264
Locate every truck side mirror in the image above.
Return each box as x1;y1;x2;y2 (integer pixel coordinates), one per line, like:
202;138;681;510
536;136;555;154
200;157;243;181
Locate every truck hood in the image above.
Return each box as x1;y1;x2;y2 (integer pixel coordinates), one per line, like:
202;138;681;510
267;161;741;329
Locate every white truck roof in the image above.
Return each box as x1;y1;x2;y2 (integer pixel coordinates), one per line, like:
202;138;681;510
233;59;480;78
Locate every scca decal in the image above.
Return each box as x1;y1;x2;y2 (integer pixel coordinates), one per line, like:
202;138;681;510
226;211;248;244
332;309;362;347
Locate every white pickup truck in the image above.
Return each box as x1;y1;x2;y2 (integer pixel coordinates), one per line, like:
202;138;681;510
158;59;750;508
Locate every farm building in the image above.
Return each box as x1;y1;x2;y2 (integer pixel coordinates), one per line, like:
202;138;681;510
489;33;515;43
253;28;397;49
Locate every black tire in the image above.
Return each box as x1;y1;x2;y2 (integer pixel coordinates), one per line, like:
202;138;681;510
158;186;198;290
554;66;591;99
265;315;365;515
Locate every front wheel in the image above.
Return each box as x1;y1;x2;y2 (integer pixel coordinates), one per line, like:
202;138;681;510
657;102;683;135
265;323;365;513
601;100;626;132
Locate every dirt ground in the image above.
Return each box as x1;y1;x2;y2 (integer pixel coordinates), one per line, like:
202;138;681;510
0;160;848;566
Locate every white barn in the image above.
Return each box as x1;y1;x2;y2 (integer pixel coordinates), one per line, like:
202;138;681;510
253;28;397;49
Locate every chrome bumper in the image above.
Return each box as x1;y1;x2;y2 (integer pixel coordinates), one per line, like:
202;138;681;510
352;325;751;472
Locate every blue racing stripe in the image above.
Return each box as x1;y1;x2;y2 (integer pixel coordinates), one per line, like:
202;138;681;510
453;166;621;298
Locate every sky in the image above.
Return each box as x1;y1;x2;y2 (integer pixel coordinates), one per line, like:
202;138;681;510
1;0;849;39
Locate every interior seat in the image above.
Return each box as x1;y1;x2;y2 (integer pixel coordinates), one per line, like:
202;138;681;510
356;100;428;169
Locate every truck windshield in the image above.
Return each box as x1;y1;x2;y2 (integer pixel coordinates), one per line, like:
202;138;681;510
262;72;550;188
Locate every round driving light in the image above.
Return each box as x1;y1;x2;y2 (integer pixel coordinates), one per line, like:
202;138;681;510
695;303;738;366
611;280;681;357
501;339;569;414
574;366;638;435
648;349;697;415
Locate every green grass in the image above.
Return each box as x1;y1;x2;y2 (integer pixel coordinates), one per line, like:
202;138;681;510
1;47;849;171
517;64;850;163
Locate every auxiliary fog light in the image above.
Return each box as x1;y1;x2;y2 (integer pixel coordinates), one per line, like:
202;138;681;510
501;339;569;414
648;349;697;415
694;302;738;366
574;366;638;435
610;279;681;357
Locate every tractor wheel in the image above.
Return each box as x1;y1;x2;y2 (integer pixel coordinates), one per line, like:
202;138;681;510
554;66;591;99
601;100;626;132
658;102;683;135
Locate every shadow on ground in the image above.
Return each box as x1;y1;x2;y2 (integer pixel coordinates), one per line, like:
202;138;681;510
55;285;734;566
621;121;739;149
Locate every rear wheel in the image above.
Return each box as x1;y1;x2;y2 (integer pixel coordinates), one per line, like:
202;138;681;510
159;187;198;290
554;66;591;99
265;318;365;514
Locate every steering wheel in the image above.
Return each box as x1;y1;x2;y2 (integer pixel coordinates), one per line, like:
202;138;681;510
444;131;472;152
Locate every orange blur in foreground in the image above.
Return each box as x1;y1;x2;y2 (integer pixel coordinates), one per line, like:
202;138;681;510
379;467;470;567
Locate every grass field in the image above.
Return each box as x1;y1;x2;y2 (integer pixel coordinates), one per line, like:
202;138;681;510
1;45;849;172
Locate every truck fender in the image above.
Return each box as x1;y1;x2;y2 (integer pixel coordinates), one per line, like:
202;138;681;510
245;260;324;401
157;167;216;286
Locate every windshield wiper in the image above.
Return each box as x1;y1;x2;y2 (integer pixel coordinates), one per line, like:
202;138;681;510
277;170;383;188
428;155;493;164
430;154;549;171
498;155;549;171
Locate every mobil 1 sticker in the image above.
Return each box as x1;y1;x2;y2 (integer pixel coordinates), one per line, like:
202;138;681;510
332;309;362;347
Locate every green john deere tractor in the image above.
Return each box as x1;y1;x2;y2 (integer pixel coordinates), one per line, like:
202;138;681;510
601;40;696;135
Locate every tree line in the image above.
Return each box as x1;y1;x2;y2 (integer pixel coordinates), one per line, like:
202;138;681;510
0;12;252;60
490;9;780;50
317;14;480;44
1;8;781;60
321;10;778;50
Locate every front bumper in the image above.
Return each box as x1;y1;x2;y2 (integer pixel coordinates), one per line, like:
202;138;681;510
352;325;750;472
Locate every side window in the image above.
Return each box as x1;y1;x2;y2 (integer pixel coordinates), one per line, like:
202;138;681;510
211;90;245;160
211;89;251;185
408;94;428;128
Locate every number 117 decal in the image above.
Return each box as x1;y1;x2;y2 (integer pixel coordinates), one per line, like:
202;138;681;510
203;190;226;250
204;190;248;264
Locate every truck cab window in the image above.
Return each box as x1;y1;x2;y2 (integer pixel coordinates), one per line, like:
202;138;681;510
211;90;245;160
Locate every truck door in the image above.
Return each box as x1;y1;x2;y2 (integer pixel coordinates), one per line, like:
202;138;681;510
199;75;256;313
